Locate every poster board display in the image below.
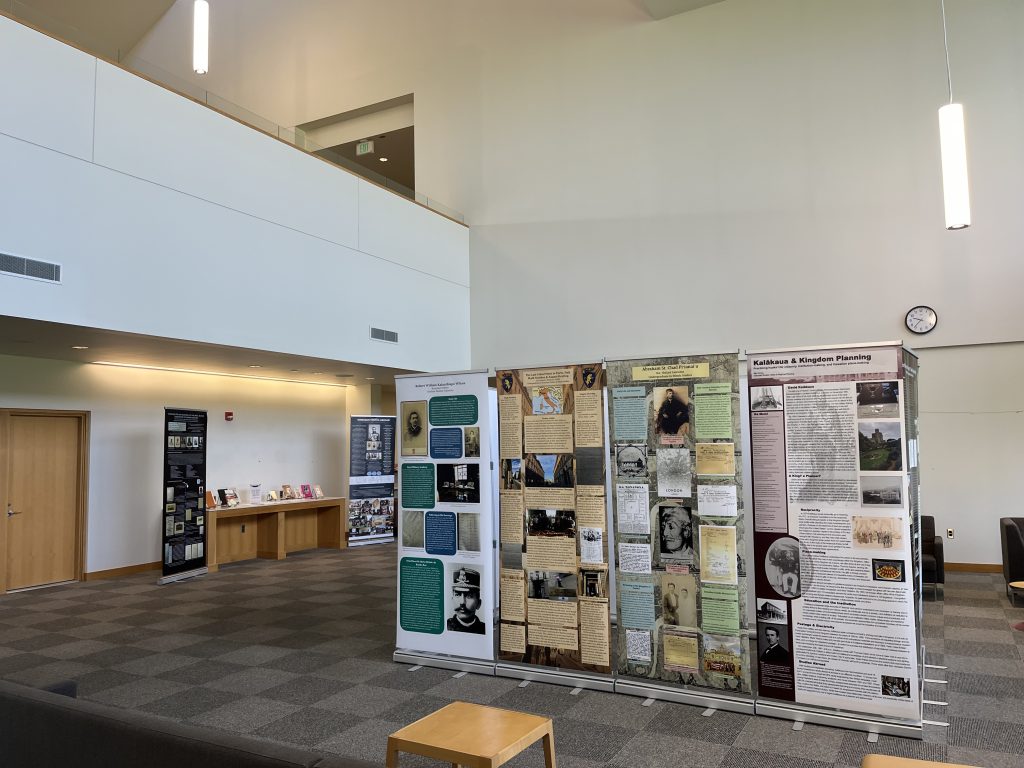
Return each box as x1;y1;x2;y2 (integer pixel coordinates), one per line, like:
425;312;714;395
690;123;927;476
395;371;494;661
607;354;752;697
161;408;208;580
348;415;396;544
496;363;612;676
747;343;922;727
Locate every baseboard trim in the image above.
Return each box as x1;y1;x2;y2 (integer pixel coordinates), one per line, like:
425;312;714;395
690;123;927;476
946;562;1001;573
84;561;161;581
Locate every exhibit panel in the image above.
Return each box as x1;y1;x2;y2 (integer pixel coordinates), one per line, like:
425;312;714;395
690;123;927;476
395;371;495;663
606;354;753;708
160;408;208;582
496;363;613;682
347;415;396;545
747;343;922;736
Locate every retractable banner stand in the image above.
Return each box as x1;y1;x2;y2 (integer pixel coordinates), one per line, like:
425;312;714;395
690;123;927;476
160;408;208;584
606;353;754;713
495;363;613;689
747;342;923;737
394;371;495;669
347;416;397;545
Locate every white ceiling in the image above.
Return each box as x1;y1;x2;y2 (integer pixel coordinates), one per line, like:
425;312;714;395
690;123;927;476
0;316;412;387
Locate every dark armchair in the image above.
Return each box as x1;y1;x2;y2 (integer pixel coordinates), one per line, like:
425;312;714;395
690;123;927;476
920;515;944;598
1000;517;1024;602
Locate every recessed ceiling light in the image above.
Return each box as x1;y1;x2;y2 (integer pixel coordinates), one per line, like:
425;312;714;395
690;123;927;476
71;345;89;350
365;377;376;381
312;372;323;375
379;157;388;162
248;364;262;369
290;369;300;372
335;373;354;378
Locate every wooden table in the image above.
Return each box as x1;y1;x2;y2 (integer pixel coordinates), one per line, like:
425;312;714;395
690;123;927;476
1009;580;1024;607
386;701;555;768
207;497;346;572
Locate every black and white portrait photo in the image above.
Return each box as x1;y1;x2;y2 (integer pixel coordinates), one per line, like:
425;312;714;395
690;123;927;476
658;503;694;561
401;401;427;457
447;566;485;634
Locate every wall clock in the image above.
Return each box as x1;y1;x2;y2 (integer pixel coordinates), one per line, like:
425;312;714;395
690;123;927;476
905;305;937;335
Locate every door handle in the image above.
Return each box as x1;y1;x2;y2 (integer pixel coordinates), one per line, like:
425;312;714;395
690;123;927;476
6;506;19;518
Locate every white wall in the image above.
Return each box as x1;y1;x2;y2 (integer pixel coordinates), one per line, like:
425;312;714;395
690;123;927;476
0;353;348;573
0;16;471;374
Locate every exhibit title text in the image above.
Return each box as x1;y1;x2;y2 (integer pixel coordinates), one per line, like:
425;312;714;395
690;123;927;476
752;354;872;366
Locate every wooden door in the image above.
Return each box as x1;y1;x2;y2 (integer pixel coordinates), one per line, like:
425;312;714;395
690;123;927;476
2;412;85;591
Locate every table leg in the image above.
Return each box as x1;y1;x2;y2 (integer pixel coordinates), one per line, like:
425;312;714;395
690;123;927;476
385;740;399;768
542;731;556;768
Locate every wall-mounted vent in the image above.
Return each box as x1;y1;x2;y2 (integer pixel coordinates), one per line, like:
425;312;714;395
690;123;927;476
0;253;61;283
370;326;399;343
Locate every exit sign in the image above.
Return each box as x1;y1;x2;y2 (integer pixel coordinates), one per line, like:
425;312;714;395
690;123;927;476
356;140;374;156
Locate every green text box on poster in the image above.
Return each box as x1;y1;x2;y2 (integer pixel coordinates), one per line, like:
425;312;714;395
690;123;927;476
429;395;478;426
401;464;435;509
400;557;444;634
700;583;740;634
694;382;733;440
612;387;647;441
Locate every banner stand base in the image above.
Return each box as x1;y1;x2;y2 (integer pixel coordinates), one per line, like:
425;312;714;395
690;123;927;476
394;650;496;676
615;679;754;715
349;536;396;547
755;700;923;740
495;663;614;693
157;567;208;586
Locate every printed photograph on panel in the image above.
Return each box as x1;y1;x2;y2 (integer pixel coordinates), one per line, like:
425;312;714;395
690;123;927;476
579;568;608;598
856;381;900;418
881;675;912;699
457;512;481;552
758;622;791;666
502;458;522;490
531;386;564;414
658;502;695;563
527;509;577;538
524;454;575;488
437;463;481;504
463;427;481;458
860;475;903;506
401;401;428;456
615;443;649;480
660;572;698;628
765;537;802;598
401;510;424;549
447;565;486;634
750;385;783;411
755;598;788;625
651;386;692;443
575;446;605;487
858;421;903;471
527;570;578;600
852;515;905;550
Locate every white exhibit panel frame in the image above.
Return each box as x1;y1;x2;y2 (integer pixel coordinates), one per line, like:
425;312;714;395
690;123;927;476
746;341;923;738
605;352;755;715
394;370;497;665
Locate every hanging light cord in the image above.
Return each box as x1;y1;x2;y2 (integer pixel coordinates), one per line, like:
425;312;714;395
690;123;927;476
941;0;954;103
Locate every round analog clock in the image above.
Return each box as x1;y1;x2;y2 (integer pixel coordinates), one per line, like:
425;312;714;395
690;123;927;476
905;305;937;335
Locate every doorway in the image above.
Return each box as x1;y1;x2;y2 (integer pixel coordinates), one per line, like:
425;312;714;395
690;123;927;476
0;410;89;593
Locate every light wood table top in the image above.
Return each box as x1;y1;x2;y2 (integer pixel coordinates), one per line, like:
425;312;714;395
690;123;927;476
1009;581;1024;589
386;701;555;768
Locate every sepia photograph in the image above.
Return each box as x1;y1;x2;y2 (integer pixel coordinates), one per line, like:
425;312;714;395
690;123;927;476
615;443;649;480
401;400;428;456
651;386;691;441
750;385;784;411
857;381;901;418
527;570;577;600
858;421;903;471
463;426;481;458
527;508;576;538
852;515;905;550
401;510;425;548
861;475;903;506
661;572;697;627
524;454;575;488
457;512;481;552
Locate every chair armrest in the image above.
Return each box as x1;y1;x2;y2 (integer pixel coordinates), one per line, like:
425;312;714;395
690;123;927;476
932;536;944;583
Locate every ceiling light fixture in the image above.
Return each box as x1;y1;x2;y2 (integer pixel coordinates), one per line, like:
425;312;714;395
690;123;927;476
938;0;970;230
365;377;376;381
193;1;209;75
248;364;262;368
71;345;89;350
89;361;349;388
379;157;389;162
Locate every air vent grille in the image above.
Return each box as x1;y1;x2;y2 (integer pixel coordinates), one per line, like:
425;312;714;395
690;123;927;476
0;253;61;283
370;327;399;343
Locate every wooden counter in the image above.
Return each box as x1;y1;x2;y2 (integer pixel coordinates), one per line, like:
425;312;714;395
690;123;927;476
207;497;346;572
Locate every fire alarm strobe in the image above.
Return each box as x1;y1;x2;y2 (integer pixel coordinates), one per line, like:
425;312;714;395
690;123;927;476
225;412;234;421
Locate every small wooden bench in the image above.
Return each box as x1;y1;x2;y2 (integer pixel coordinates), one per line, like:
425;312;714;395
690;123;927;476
862;756;980;768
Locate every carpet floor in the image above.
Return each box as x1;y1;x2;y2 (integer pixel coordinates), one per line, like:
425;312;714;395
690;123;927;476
1;544;1022;768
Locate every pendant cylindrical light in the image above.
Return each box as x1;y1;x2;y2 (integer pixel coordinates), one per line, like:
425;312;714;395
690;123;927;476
193;0;209;75
938;103;970;230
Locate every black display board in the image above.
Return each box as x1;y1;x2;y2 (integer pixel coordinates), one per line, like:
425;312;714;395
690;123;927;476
162;408;208;579
348;415;397;544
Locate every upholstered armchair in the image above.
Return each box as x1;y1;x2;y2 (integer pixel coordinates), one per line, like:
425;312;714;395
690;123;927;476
1000;517;1024;601
920;515;944;598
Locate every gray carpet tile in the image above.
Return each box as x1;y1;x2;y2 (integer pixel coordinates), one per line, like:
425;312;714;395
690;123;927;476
3;544;1023;767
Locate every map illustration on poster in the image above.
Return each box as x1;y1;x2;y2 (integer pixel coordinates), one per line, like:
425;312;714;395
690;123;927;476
606;354;752;698
395;371;494;662
748;343;922;727
496;363;612;676
348;415;396;544
162;408;208;580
